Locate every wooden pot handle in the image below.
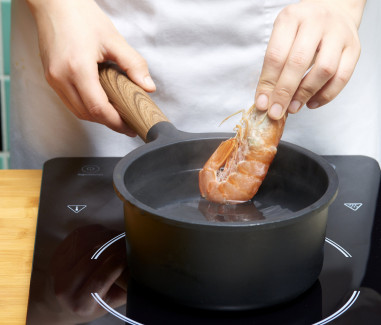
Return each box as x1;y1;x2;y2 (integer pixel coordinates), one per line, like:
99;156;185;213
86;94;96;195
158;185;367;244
98;62;169;142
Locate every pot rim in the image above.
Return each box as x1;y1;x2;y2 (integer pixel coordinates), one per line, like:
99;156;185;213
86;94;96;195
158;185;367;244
113;138;339;229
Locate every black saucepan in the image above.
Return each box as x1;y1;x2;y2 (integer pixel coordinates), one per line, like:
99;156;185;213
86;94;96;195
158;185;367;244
99;63;338;310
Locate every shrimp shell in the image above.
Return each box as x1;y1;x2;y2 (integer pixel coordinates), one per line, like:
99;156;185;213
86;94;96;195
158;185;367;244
199;104;287;204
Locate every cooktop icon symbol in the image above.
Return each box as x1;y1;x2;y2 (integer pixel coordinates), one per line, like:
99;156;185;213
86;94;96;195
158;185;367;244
67;205;87;213
344;203;363;211
81;165;100;174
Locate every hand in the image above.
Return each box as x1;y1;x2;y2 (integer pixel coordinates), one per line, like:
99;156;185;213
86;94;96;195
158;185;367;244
50;225;127;322
255;0;366;120
27;0;156;135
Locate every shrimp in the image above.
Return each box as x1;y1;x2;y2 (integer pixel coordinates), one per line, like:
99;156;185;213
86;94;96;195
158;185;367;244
199;104;287;204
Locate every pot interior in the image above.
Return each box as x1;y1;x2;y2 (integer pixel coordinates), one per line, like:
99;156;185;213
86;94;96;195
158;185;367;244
119;139;335;224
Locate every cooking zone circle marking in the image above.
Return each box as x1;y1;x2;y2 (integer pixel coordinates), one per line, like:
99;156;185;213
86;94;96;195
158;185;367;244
90;233;359;324
90;232;125;260
324;238;352;258
91;292;143;325
312;291;360;325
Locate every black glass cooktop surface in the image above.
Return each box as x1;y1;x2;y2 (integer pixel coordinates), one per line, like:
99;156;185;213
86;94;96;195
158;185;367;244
25;156;381;324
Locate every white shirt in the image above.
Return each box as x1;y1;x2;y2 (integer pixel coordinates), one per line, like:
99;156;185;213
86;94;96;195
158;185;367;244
10;0;381;169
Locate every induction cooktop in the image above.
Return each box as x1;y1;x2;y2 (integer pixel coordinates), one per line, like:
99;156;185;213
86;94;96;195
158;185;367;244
25;155;381;324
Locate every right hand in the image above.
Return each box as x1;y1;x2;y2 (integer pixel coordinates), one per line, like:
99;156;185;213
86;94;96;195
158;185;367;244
254;0;363;120
27;0;156;136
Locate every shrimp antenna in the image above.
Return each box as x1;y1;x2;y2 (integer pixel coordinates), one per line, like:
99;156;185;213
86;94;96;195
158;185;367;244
219;109;245;127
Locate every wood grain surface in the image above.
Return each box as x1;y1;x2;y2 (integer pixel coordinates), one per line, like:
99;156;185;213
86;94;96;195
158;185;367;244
0;170;42;325
99;63;169;141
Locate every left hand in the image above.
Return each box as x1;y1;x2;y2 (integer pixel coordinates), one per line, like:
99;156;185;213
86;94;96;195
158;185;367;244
27;0;155;136
255;0;365;120
50;225;127;322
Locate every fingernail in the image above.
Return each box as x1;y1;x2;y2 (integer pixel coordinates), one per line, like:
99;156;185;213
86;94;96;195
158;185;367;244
308;101;319;109
256;94;268;110
144;76;156;90
288;100;301;113
269;103;283;119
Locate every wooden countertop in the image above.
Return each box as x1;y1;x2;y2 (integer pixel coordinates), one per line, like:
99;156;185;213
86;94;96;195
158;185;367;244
0;170;42;325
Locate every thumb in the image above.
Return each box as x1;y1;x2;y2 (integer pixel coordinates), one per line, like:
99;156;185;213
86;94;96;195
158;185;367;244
105;38;156;93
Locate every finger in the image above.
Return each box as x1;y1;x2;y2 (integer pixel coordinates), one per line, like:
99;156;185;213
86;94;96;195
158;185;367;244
288;34;343;114
72;62;138;136
45;68;91;120
52;231;124;304
105;36;156;93
103;284;127;309
306;45;360;109
255;12;299;111
55;84;92;120
81;252;126;297
267;22;323;119
56;71;137;136
74;250;126;315
52;248;97;307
